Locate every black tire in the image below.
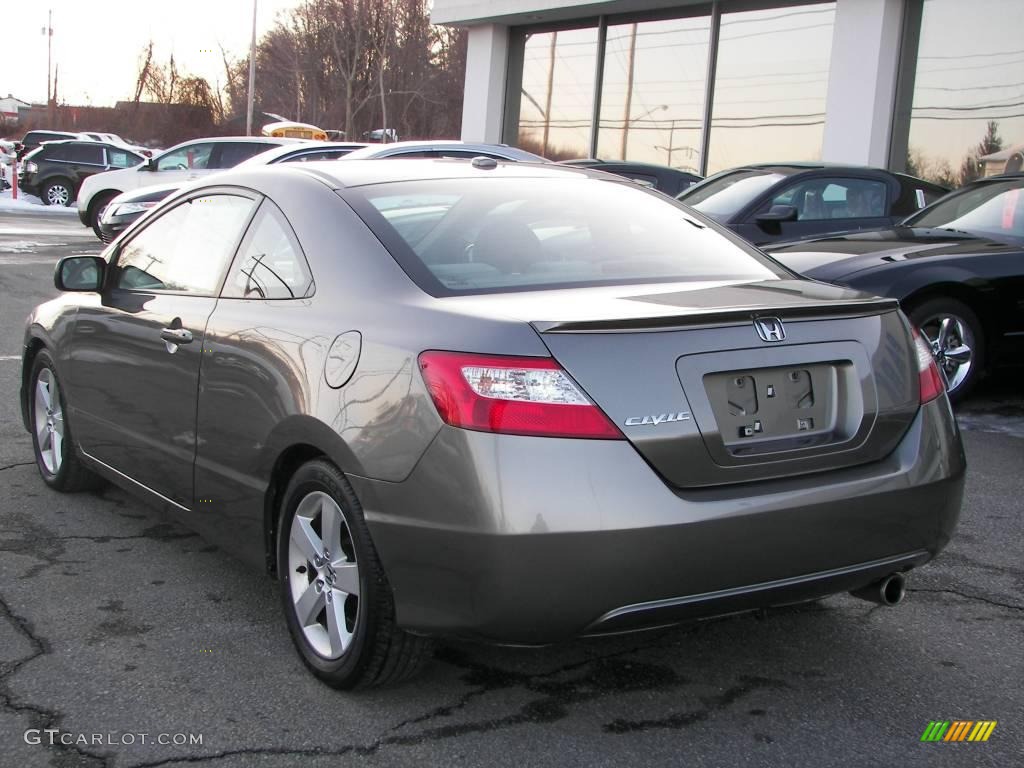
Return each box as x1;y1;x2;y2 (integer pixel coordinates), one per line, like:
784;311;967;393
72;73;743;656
41;178;74;207
89;192;118;238
277;459;433;689
907;297;985;404
28;350;101;492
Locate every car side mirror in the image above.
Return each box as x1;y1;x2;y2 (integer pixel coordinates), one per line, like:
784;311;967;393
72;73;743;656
55;256;106;292
145;157;157;171
756;204;798;224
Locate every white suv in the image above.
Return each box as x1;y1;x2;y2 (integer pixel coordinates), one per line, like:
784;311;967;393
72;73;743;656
76;136;299;235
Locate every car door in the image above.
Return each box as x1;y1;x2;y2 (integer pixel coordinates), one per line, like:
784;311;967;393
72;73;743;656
739;177;892;244
61;143;106;186
68;189;257;507
152;142;218;185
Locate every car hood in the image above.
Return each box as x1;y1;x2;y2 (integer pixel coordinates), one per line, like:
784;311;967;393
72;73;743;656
765;226;1021;281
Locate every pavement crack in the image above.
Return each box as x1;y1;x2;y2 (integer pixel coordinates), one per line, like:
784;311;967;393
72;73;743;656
0;461;34;472
0;591;111;767
907;587;1024;612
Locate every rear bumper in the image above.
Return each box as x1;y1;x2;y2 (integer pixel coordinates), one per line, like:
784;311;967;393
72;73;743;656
351;398;965;644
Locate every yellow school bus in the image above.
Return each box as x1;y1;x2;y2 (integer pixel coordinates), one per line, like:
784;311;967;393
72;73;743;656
261;121;328;141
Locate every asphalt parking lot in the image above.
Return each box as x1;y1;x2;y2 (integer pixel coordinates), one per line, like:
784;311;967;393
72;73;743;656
0;209;1021;768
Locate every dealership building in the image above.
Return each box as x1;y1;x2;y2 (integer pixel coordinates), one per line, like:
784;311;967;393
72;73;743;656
432;0;1022;180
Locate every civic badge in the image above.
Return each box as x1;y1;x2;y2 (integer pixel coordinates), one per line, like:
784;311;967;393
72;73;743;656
754;317;786;342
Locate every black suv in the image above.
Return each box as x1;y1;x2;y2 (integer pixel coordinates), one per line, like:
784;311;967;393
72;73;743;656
19;141;144;206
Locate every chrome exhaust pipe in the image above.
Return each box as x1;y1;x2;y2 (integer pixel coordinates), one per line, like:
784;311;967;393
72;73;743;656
850;572;906;606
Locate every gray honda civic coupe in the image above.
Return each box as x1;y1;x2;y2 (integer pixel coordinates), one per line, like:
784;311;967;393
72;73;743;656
20;159;965;689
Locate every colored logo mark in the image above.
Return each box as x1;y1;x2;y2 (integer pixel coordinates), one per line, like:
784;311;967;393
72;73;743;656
920;720;997;742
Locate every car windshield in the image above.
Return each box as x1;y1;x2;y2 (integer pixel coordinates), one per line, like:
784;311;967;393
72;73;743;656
904;178;1024;243
347;177;785;296
677;169;786;221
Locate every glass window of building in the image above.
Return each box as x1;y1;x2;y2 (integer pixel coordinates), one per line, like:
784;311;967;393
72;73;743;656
517;27;599;160
597;16;710;173
905;0;1024;187
705;4;836;175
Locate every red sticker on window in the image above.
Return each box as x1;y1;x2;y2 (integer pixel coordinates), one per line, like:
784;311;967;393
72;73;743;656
1002;189;1019;230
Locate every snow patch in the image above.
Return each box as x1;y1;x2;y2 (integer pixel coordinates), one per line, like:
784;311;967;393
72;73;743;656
0;189;78;214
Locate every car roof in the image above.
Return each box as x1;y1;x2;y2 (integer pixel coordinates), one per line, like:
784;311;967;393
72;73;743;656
342;140;547;161
228;157;602;190
238;141;369;165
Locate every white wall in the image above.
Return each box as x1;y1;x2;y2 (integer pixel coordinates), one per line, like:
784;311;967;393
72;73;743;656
821;0;906;166
461;24;510;143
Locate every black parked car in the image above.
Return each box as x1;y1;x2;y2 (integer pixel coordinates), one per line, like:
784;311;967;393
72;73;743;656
766;174;1024;402
561;159;701;196
677;163;948;245
20;141;144;206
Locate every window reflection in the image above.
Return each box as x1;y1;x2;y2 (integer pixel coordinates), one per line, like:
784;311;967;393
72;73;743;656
517;28;598;159
705;4;835;175
906;0;1024;187
597;16;709;172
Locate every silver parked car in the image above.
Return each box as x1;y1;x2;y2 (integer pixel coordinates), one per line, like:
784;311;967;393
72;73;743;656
22;159;964;689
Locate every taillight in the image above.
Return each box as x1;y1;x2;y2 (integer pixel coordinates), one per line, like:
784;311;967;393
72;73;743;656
418;351;623;439
912;328;945;404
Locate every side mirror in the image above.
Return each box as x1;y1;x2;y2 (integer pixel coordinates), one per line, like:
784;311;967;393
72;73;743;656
55;256;106;292
145;157;157;171
756;204;799;224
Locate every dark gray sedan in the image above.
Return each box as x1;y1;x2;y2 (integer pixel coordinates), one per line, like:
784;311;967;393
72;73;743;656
21;160;965;689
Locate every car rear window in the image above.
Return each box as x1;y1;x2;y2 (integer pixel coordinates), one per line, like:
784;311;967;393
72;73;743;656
345;177;785;296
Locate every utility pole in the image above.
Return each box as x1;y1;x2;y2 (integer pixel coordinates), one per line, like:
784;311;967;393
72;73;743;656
43;10;53;122
246;0;258;136
619;23;637;160
541;31;557;156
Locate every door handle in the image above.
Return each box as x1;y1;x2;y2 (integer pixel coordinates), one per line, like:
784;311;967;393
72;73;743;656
160;327;193;345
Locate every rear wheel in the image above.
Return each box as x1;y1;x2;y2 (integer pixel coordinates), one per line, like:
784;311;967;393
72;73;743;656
277;459;432;689
89;192;118;238
42;178;74;207
907;297;984;404
28;350;101;491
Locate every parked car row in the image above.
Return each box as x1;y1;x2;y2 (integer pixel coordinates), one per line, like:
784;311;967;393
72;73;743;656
14;127;1015;404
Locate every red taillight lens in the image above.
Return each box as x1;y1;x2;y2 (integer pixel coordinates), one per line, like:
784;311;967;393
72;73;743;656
418;351;623;439
912;328;945;404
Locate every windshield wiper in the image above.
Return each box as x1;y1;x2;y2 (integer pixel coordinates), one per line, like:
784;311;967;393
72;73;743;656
936;227;973;235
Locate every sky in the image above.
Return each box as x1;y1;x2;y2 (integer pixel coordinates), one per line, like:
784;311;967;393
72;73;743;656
6;1;305;107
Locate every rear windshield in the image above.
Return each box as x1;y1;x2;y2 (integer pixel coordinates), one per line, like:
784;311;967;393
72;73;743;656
678;169;786;221
345;177;785;296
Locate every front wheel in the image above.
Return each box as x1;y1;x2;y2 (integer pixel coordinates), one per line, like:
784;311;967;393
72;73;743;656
89;192;118;238
28;350;101;491
277;459;432;689
907;297;985;404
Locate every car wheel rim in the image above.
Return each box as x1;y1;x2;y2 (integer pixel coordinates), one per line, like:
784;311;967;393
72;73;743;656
287;491;360;660
919;313;974;394
47;185;70;206
33;368;64;474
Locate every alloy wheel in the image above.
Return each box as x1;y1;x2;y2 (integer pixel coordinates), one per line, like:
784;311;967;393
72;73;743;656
918;313;974;394
287;491;360;659
34;368;64;474
46;184;70;206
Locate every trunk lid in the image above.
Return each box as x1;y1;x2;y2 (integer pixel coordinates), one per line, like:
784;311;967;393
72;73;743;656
506;279;920;487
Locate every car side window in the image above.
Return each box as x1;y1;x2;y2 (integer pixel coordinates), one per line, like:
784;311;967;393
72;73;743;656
114;194;255;295
214;142;277;168
760;178;888;221
221;201;314;299
280;149;350;163
66;144;104;165
156;143;214;172
107;148;138;168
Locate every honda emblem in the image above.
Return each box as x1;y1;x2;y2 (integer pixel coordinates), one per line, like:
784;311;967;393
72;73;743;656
754;317;786;342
